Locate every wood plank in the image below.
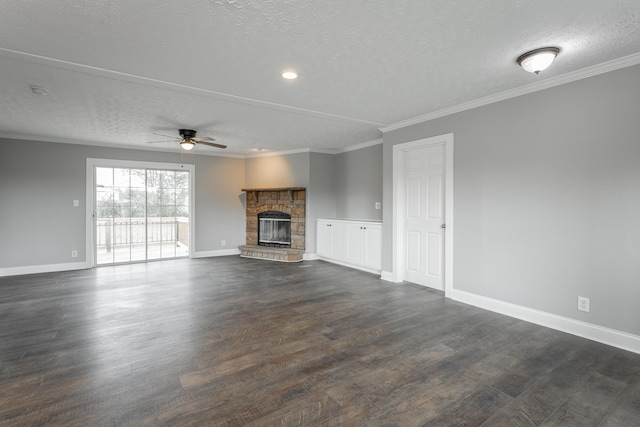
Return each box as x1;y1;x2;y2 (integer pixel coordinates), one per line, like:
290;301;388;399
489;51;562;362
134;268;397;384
1;256;639;425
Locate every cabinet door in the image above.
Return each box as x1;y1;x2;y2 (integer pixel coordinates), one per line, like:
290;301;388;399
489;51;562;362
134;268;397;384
346;223;365;267
331;222;348;261
363;225;382;270
316;221;332;257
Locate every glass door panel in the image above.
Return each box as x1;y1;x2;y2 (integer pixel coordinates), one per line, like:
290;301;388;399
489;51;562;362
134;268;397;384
95;166;189;265
96;167;115;265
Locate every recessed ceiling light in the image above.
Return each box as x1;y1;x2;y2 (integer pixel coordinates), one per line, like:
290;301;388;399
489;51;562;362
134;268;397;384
30;86;48;96
517;47;560;74
281;70;298;80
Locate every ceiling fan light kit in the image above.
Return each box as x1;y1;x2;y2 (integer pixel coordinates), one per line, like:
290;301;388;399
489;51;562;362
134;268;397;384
517;47;560;74
180;140;196;150
147;128;227;151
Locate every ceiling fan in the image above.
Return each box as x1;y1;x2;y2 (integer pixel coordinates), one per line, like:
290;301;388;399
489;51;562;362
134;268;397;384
147;129;227;151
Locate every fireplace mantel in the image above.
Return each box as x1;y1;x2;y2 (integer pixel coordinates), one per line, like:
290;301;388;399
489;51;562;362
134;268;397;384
241;187;305;192
242;187;305;203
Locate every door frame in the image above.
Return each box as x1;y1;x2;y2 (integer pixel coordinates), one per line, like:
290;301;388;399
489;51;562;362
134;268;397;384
392;133;454;297
85;158;195;267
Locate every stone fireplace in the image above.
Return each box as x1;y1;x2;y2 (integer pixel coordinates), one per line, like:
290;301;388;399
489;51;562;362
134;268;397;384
240;187;305;262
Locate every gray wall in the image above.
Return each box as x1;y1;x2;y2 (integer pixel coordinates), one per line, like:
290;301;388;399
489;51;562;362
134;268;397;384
245;151;339;254
308;152;337;254
244;149;384;254
244;152;310;188
335;143;383;220
382;64;640;336
0;139;246;267
1;141;384;269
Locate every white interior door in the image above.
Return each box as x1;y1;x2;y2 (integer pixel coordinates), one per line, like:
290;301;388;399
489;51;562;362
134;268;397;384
403;144;444;290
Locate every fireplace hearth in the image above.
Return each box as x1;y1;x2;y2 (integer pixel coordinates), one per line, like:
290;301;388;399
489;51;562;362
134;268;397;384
240;187;305;262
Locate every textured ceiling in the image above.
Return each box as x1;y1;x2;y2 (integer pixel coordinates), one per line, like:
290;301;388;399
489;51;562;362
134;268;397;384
0;1;639;155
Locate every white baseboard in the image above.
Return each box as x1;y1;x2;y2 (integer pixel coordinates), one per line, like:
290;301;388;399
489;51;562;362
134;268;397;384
451;289;640;355
303;253;319;261
316;256;381;276
192;249;241;258
380;270;397;282
0;261;91;277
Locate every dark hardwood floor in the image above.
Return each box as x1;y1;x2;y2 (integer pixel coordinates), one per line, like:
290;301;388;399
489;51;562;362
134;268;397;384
1;257;639;426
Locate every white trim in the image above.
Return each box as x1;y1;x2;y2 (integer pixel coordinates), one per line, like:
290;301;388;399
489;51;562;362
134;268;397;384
242;138;383;158
451;289;640;355
380;270;396;282
86;158;196;266
87;158;196;171
192;249;241;258
0;132;246;158
303;253;319;261
381;52;640;133
0;133;382;159
245;147;341;158
86;162;94;267
0;262;90;277
309;148;340;155
337;138;383;153
245;148;314;158
316;257;381;276
392;134;454;296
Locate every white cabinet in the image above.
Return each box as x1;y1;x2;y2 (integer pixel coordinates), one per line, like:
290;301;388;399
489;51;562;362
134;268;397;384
316;219;382;273
316;220;347;259
362;225;382;271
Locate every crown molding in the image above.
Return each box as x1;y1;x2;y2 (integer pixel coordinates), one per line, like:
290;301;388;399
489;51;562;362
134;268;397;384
246;138;383;158
337;138;383;153
1;132;382;159
244;147;314;158
0;133;245;158
381;52;640;133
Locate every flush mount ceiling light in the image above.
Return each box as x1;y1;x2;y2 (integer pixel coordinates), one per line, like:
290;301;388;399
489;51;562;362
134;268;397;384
180;140;195;150
517;47;560;74
281;70;298;80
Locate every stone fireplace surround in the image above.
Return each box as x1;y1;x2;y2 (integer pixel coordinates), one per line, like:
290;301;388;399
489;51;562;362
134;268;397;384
239;187;305;262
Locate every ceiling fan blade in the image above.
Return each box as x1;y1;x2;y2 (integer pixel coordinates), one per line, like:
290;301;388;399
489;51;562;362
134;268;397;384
191;136;215;142
196;140;227;149
153;132;179;139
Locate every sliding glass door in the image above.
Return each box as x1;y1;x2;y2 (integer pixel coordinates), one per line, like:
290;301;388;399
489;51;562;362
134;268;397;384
94;165;190;265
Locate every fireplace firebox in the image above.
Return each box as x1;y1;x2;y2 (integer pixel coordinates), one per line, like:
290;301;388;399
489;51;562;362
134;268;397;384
258;211;291;247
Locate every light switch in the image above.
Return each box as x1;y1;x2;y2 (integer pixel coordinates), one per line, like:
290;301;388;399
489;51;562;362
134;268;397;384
375;202;381;210
73;200;79;207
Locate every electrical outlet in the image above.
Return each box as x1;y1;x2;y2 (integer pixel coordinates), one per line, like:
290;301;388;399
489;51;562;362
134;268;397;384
73;200;79;207
578;296;590;312
375;202;381;210
221;240;226;246
71;250;78;258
